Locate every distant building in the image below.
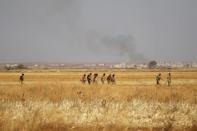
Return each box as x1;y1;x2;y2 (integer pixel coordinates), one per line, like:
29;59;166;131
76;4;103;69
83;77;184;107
5;64;19;70
136;64;147;69
192;62;197;68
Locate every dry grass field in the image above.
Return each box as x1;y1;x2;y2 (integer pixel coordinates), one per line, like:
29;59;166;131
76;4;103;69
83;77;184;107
0;69;197;131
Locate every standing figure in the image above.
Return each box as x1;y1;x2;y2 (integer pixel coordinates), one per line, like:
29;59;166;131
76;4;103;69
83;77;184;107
87;73;92;85
19;73;24;85
80;74;86;84
107;74;112;84
111;74;116;84
167;73;172;86
93;73;98;84
156;73;162;85
101;73;106;84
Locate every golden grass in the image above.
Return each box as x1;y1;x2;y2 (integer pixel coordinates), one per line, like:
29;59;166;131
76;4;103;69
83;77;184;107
0;69;197;131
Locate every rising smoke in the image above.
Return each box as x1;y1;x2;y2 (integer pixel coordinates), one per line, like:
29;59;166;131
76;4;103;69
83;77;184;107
50;0;146;62
0;0;147;63
85;32;146;62
101;35;146;62
45;0;146;63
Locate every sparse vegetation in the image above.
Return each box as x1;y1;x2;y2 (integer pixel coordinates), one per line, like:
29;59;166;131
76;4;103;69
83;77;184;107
4;64;26;70
16;64;26;69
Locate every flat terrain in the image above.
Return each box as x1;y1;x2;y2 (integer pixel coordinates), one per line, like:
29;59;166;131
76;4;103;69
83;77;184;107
0;69;197;131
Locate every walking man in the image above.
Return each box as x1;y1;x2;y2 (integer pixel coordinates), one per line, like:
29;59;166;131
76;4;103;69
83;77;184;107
93;73;98;84
107;74;112;84
87;73;92;85
156;73;162;85
80;74;86;84
167;72;172;86
111;74;116;84
19;73;24;85
101;73;106;84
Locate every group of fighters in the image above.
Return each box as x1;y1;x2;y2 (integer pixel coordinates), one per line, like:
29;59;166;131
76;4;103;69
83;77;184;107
80;73;116;85
19;72;171;86
156;72;172;86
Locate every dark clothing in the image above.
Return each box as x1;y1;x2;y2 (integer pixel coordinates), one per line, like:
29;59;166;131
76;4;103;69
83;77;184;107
20;76;24;81
101;74;106;84
93;74;98;84
19;74;24;84
156;75;161;85
107;75;111;84
87;74;92;85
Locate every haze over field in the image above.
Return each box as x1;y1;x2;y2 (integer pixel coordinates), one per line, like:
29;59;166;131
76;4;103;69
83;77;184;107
0;0;197;63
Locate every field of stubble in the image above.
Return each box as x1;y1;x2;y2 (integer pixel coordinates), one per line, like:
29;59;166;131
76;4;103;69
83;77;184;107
0;69;197;131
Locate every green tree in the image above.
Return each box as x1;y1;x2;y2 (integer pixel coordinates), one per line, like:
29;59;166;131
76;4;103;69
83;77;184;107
148;60;157;69
16;64;26;69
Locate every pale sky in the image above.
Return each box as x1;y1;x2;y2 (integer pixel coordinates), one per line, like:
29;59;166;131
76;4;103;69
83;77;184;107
0;0;197;63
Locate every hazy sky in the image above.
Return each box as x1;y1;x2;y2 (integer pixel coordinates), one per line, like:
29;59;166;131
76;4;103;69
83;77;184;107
0;0;197;63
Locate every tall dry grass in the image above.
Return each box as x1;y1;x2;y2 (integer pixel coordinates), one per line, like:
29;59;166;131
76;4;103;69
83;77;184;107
0;99;197;131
